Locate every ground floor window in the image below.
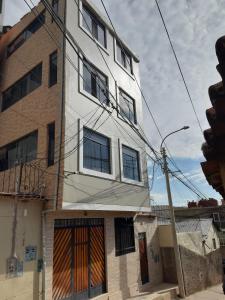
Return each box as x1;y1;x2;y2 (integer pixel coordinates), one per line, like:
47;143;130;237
114;217;135;256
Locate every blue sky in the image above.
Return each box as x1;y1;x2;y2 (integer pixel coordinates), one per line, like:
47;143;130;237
4;0;225;205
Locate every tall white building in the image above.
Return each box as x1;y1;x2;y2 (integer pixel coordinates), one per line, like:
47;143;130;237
0;1;163;299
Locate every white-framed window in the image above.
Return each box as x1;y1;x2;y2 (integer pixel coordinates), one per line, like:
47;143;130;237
78;0;108;52
79;120;115;180
115;39;133;75
118;88;137;124
79;57;109;106
119;140;143;185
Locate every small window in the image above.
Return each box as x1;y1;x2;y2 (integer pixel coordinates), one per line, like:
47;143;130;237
116;41;132;74
7;12;45;57
114;218;135;256
2;63;42;111
49;51;57;87
119;89;136;124
47;123;55;166
83;59;109;105
52;0;59;22
213;238;217;250
83;127;111;174
0;131;38;171
82;4;106;48
122;145;140;181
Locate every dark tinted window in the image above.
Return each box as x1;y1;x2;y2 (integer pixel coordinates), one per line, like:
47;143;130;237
2;63;42;111
0;131;38;171
82;4;106;48
119;89;136;124
116;42;133;74
83;127;111;174
122;145;140;181
83;59;109;105
7;12;45;57
114;218;135;256
49;51;57;86
47;123;55;166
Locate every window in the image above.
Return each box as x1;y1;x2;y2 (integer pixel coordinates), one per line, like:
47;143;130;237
83;127;111;174
119;89;136;124
114;218;135;256
7;12;45;57
213;238;217;250
83;59;109;105
47;123;55;166
116;41;133;74
2;63;42;111
0;131;38;171
122;145;140;181
49;51;57;86
82;4;106;48
52;0;59;22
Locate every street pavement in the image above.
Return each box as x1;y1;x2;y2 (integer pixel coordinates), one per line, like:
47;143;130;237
186;284;225;299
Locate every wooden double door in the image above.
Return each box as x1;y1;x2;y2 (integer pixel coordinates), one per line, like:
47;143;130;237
53;219;106;300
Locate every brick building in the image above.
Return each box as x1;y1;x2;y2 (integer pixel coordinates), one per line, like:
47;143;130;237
0;1;163;299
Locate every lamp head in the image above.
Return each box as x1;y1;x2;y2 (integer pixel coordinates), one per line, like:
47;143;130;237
182;126;190;130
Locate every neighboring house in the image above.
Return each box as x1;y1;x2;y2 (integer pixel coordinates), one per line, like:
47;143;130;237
158;218;222;296
0;1;163;300
201;35;225;212
0;0;3;33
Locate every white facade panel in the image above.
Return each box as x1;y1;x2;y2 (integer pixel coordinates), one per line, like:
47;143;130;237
63;0;150;210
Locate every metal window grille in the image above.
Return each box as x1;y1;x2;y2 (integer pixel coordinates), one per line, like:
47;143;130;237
114;217;135;256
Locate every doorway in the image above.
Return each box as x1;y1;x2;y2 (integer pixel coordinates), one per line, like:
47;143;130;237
138;232;149;285
53;218;106;300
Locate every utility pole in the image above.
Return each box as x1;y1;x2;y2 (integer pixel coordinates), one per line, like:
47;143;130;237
161;147;186;298
160;126;189;298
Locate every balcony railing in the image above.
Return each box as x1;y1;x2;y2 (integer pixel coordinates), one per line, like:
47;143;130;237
0;160;46;197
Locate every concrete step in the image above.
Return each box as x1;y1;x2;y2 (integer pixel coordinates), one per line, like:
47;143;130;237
127;283;179;300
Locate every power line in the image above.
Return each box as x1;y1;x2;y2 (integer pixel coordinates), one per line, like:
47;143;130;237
99;0;208;199
23;0;207;200
154;0;203;133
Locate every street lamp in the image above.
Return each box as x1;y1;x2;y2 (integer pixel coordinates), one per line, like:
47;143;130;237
160;126;189;299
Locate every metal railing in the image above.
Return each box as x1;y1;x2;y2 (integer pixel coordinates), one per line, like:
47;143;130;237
0;160;46;197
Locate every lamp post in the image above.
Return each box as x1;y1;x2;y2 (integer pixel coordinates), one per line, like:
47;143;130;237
160;126;189;299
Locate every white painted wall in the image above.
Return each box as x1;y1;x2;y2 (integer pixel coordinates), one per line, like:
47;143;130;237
63;0;150;210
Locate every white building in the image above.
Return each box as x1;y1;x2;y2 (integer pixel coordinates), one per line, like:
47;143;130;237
0;1;163;299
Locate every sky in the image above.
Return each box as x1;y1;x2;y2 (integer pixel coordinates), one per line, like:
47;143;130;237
3;0;225;206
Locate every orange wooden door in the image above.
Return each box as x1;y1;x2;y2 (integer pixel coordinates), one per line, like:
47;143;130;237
73;227;89;299
89;226;106;298
138;232;149;284
53;220;106;300
53;228;72;300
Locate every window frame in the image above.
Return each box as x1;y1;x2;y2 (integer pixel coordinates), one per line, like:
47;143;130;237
78;120;115;180
49;50;58;87
0;130;38;172
114;38;134;77
114;217;136;256
78;0;109;54
119;140;143;186
117;87;137;125
79;57;110;107
47;122;55;167
1;62;42;112
7;11;45;57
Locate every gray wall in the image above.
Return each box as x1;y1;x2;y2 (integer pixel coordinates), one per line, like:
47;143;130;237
63;0;150;210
